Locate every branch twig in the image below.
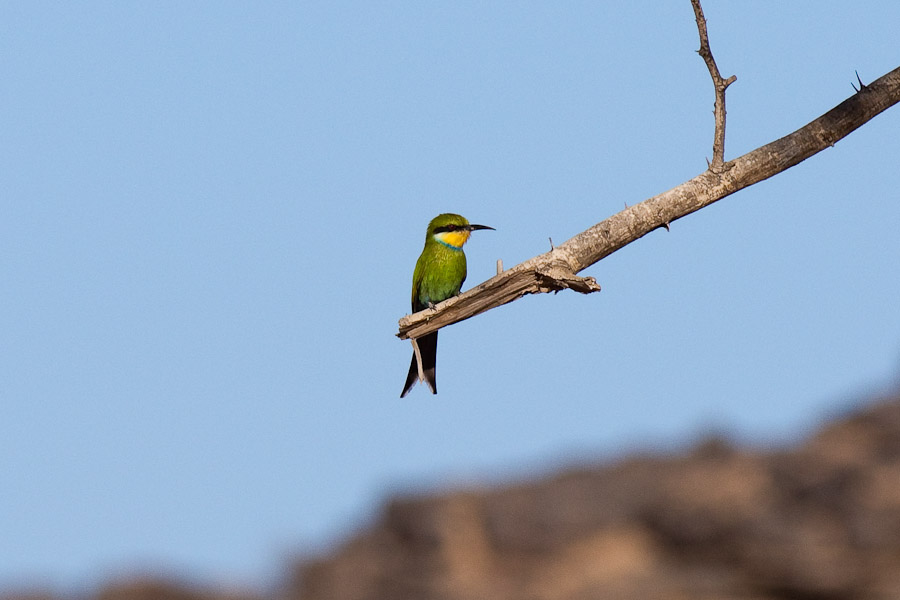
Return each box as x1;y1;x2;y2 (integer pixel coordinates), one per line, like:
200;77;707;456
691;0;736;171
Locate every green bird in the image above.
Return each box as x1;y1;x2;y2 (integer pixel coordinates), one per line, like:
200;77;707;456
401;213;494;398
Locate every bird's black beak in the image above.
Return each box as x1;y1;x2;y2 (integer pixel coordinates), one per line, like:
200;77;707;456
467;224;495;231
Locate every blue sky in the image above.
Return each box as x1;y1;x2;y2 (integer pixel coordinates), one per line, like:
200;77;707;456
2;0;899;591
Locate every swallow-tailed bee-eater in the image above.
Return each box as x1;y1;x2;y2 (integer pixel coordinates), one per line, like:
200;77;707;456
401;213;494;397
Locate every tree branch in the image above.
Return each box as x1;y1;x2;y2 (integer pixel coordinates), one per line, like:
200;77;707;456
691;0;736;171
397;2;900;341
397;64;900;341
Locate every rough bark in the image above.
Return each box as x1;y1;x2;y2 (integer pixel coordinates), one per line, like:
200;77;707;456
691;0;736;172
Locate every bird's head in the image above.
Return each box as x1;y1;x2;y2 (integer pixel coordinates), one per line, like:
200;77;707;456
427;213;494;249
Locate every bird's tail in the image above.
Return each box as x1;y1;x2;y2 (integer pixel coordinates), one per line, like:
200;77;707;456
400;331;438;397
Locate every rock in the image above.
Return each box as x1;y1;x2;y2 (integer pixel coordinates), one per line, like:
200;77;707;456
291;398;900;600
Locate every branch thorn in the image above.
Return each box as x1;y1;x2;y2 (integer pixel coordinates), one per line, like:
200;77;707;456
852;70;867;93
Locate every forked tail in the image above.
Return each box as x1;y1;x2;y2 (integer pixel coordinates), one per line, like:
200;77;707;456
400;331;438;397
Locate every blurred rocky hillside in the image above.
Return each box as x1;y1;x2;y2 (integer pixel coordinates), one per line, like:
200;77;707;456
5;396;900;600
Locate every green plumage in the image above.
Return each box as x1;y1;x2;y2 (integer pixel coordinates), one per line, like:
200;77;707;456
401;213;493;397
412;240;467;311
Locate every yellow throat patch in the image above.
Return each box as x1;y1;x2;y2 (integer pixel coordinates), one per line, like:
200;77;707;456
434;230;470;249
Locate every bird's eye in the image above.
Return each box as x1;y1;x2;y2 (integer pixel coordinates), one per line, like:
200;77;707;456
446;224;457;231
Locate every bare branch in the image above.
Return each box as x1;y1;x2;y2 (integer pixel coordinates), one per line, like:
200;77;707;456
691;0;736;171
398;65;900;341
398;257;600;340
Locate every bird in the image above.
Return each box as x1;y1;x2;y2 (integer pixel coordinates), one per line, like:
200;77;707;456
401;213;494;397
